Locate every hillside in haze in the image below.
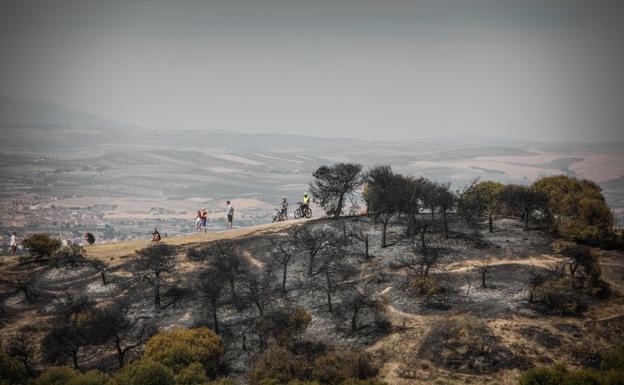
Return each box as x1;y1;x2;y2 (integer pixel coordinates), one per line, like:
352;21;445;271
1;94;623;249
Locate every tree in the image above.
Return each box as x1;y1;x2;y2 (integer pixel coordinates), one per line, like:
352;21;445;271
6;332;36;376
41;322;88;369
135;243;176;312
499;184;548;231
314;244;358;313
458;180;502;233
392;241;449;278
552;240;601;285
310;163;363;218
291;225;335;277
436;183;456;239
187;241;249;304
337;287;386;332
196;267;226;334
534;175;615;246
421;180;441;221
240;265;279;316
363;166;403;248
91;300;155;368
269;238;298;293
22;234;61;261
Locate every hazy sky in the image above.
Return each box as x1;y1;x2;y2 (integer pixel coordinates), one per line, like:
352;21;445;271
0;0;622;142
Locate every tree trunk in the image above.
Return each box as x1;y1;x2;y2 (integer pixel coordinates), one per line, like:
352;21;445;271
154;273;161;311
212;301;219;334
72;350;79;370
351;308;359;331
115;336;124;368
325;271;332;313
488;212;493;233
443;208;449;239
335;194;344;218
282;266;288;293
364;234;369;259
523;208;529;231
381;221;388;248
420;227;426;251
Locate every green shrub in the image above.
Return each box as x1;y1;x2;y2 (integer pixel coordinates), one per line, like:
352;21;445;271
312;351;377;385
0;349;28;385
531;278;588;316
67;370;108;385
601;345;624;371
175;362;207;385
33;367;79;385
109;359;175;385
22;233;61;260
144;327;223;377
250;346;308;385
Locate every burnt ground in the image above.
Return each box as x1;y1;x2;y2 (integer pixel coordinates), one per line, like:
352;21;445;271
1;215;623;384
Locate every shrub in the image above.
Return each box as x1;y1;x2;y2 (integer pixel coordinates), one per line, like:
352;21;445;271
601;344;624;371
109;360;175;385
175;362;207;385
250;346;309;385
67;370;108;385
0;348;28;385
408;276;444;296
143;327;224;377
340;380;388;385
257;307;312;347
33;368;107;385
22;233;61;260
312;351;377;385
52;244;87;268
207;378;239;385
531;278;589;316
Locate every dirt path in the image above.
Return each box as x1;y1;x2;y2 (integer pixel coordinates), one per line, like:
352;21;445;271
82;219;307;264
446;254;561;273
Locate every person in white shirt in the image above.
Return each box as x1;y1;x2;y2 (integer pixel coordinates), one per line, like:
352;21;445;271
9;231;17;255
226;201;235;229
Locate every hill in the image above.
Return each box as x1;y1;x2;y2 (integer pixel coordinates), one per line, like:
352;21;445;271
1;215;623;384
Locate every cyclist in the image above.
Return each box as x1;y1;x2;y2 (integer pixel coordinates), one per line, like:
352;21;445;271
301;193;310;212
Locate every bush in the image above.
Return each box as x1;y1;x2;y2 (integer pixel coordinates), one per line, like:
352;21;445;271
601;344;624;371
109;360;175;385
312;351;378;385
52;244;87;268
0;348;28;385
408;276;444;296
250;346;309;385
22;233;61;260
175;362;207;385
143;327;224;377
519;345;624;385
531;278;589;316
34;367;106;385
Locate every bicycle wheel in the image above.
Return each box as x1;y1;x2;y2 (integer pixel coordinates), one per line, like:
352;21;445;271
304;208;312;218
294;208;302;219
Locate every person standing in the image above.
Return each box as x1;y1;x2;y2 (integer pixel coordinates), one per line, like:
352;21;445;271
281;196;288;218
9;231;17;255
201;208;208;233
226;201;234;229
195;210;202;233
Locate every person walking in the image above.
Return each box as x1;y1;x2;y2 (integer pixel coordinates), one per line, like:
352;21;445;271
226;201;234;229
9;231;17;256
